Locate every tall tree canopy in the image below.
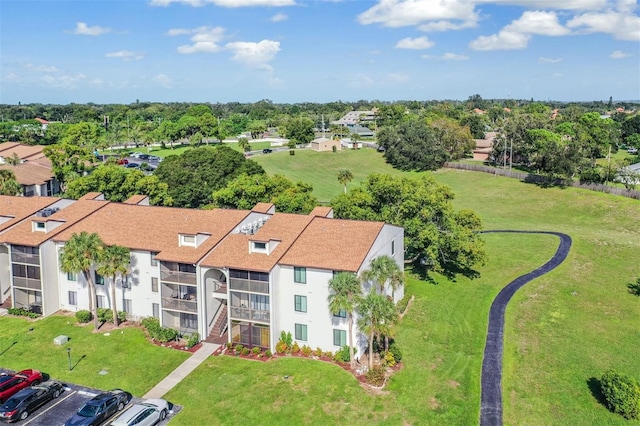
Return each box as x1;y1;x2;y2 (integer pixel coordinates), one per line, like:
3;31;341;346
212;173;317;214
377;119;449;171
43;143;95;189
154;145;264;208
64;164;173;206
0;169;21;196
280;116;315;144
331;174;486;278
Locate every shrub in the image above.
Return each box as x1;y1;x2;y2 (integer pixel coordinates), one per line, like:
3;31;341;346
7;307;39;318
389;343;403;363
396;294;411;314
333;345;356;363
301;345;312;357
75;310;92;323
314;347;323;357
366;365;386;387
265;350;273;358
252;346;261;355
600;370;640;419
241;347;250;356
275;341;288;355
117;311;127;323
226;342;233;350
235;344;244;353
141;317;179;342
291;341;301;354
97;308;112;322
323;351;333;358
280;330;293;347
187;333;200;349
382;351;396;367
156;326;179;343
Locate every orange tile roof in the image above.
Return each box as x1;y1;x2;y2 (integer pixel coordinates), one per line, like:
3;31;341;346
0;144;46;161
309;206;333;218
0;196;59;233
53;203;250;264
201;213;314;272
279;217;384;272
0;198;109;246
0;162;54;186
0;142;20;154
251;202;274;213
79;192;104;201
123;194;148;205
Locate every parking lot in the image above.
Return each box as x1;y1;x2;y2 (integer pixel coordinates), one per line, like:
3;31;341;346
0;369;180;425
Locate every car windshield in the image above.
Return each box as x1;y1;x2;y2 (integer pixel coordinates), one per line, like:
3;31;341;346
77;403;100;417
2;398;21;410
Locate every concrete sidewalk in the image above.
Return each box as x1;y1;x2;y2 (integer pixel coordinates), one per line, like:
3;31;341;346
143;342;219;399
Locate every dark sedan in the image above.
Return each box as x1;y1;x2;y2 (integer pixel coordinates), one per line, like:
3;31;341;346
0;380;65;422
65;389;131;426
0;370;42;403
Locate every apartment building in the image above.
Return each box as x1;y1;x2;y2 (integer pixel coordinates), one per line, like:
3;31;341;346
0;195;403;355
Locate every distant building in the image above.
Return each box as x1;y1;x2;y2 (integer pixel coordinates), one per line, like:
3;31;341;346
0;143;60;197
310;137;341;152
331;110;377;136
473;132;496;161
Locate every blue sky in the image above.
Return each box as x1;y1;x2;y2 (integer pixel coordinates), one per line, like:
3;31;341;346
1;0;638;104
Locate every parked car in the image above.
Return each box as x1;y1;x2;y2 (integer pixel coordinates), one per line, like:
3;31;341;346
628;147;638;154
0;380;64;422
109;399;169;426
137;154;150;161
65;389;132;426
125;163;140;169
262;148;273;154
0;370;42;403
116;158;129;165
147;155;161;162
129;152;144;159
139;163;154;172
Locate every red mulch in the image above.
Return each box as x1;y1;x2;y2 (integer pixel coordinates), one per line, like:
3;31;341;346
149;339;201;353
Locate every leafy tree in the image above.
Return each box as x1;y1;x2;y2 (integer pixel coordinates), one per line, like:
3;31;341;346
248;120;267;139
62;122;103;148
64;164;173;205
600;370;640;419
212;173;317;214
337;169;353;193
157;120;180;148
155;145;264;208
59;232;106;330
328;272;362;369
331;174;486;278
430;118;476;159
357;290;397;369
576;112;620;164
526;129;585;178
378;119;449;171
330;124;350;139
621;114;640;144
493;112;552;167
280;116;315;145
460;114;487;139
199;113;217;142
361;255;403;299
43;143;95;190
0;169;21;195
96;245;130;326
237;137;251;152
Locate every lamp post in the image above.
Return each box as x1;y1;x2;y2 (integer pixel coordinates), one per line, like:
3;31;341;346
67;347;72;371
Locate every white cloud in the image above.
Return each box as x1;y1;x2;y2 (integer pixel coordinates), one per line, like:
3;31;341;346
567;9;640;40
395;36;434;49
168;26;225;53
475;0;608;10
72;22;111;36
105;50;144;61
539;56;563;63
470;11;568;50
151;0;296;6
610;50;632;58
153;74;173;88
270;12;288;22
442;52;469;60
225;40;280;70
25;64;60;73
358;0;479;29
40;74;87;88
387;73;410;82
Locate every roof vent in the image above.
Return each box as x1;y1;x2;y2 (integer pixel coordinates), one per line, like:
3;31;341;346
36;207;59;217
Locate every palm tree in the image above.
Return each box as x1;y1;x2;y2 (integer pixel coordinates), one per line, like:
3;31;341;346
237;137;250;152
357;290;398;369
96;245;130;327
59;232;105;330
337;169;354;194
361;255;404;300
328;272;362;369
0;170;21;196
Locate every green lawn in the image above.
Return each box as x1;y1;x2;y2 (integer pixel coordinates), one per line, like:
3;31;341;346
0;315;189;396
167;151;639;425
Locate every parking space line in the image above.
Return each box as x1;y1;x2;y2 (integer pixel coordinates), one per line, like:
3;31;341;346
22;391;76;425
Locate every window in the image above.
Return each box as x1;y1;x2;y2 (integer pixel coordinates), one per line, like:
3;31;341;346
151;252;158;267
253;241;266;250
294;267;306;284
68;291;77;306
96;295;106;308
391;239;395;256
95;272;104;285
152;303;160;319
123;299;132;313
180;234;196;247
151;277;159;293
35;222;45;231
294;295;307;313
295;323;307;341
67;272;77;281
334;309;347;318
333;329;347;347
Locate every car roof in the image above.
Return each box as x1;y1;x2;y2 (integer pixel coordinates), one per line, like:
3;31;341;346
110;404;149;424
7;387;38;400
0;376;15;384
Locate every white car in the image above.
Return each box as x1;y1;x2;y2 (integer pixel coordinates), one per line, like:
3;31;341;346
109;399;169;426
129;152;144;159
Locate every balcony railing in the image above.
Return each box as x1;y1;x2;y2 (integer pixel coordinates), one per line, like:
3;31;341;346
229;278;269;294
162;297;197;313
11;253;39;265
12;277;42;290
160;270;196;285
229;306;270;323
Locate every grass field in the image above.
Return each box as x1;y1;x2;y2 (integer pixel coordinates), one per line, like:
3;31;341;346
0;315;189;396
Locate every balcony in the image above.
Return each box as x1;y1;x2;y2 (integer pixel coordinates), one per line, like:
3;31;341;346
162;297;197;313
160;270;196;285
161;283;197;313
12;277;41;290
229;306;270;323
229;278;269;294
11;253;39;265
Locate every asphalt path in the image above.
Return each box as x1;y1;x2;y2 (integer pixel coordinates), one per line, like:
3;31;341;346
479;231;572;426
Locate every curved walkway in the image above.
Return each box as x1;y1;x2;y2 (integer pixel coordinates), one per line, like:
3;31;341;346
479;231;572;426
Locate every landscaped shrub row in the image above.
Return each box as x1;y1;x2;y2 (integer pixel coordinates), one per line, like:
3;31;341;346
75;309;127;324
7;307;39;318
141;317;179;342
